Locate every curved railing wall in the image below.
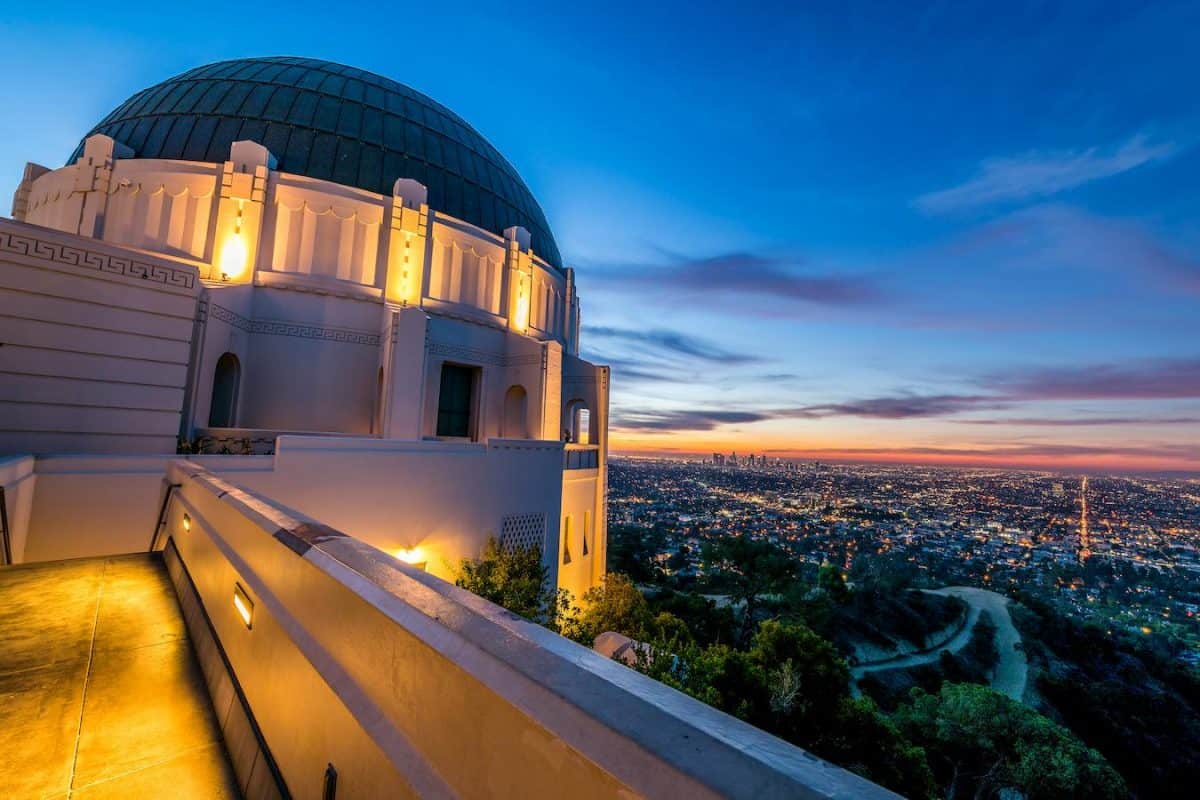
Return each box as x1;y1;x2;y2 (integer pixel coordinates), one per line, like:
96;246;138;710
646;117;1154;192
164;460;899;800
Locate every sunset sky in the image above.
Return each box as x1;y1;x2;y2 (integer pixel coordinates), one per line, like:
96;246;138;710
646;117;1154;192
2;1;1197;472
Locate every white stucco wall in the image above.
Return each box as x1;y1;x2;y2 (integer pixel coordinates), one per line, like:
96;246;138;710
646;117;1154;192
19;454;272;562
0;218;201;454
230;435;565;584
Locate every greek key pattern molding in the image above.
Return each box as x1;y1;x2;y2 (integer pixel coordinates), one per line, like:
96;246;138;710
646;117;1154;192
0;227;197;289
207;303;379;345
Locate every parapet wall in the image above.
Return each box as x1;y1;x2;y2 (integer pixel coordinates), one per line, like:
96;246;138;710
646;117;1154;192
164;459;899;800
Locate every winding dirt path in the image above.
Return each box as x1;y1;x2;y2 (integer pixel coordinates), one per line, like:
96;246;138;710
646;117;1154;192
850;586;1027;701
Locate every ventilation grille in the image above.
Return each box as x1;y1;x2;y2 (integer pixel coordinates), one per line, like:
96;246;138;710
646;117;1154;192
500;512;546;554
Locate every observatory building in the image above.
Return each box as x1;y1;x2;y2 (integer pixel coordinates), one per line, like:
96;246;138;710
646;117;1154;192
3;57;607;599
0;58;891;800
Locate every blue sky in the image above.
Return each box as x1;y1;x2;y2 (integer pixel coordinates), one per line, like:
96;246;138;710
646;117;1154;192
2;1;1197;470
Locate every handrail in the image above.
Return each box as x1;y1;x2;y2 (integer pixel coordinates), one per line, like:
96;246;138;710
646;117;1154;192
148;478;182;552
0;486;10;566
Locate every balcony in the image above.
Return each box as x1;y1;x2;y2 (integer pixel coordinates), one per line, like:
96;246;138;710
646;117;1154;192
563;444;600;470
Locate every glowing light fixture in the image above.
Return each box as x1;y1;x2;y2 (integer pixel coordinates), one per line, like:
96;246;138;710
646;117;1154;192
233;582;254;629
394;547;427;570
218;232;248;281
182;513;191;532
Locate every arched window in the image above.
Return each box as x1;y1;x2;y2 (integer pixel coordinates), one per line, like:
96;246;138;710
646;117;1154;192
208;353;241;428
563;399;591;444
503;385;528;438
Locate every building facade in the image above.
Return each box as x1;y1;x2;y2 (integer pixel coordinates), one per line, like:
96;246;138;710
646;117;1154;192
2;57;608;599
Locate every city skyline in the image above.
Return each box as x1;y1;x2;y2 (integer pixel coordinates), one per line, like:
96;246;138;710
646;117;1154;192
2;1;1197;472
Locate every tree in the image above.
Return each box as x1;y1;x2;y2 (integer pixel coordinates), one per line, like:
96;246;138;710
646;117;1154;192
649;588;739;646
701;535;796;645
567;573;654;644
894;683;1126;800
633;618;937;798
818;561;851;604
455;537;568;627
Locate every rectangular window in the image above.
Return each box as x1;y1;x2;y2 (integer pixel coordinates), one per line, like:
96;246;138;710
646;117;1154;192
562;515;573;565
436;363;475;438
582;511;591;557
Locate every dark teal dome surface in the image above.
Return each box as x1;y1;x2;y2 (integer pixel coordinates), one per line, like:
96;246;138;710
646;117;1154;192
70;56;562;268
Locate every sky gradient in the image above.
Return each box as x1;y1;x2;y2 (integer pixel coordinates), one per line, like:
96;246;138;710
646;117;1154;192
2;1;1197;472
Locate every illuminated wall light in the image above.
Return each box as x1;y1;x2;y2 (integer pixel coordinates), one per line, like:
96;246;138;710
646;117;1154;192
513;275;530;332
393;547;428;570
218;231;248;281
233;582;254;629
182;513;191;532
217;202;249;281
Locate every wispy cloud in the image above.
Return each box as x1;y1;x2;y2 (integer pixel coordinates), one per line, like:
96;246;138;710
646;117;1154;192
916;134;1179;213
584;326;762;364
744;357;1200;422
955;416;1200;427
759;443;1200;466
592;251;886;310
944;204;1200;296
788;394;1001;419
612;408;771;432
982;357;1200;400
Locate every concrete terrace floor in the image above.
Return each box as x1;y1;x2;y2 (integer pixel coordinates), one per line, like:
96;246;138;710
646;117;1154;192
0;554;240;799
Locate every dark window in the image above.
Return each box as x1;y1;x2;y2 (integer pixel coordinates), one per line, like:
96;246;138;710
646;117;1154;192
436;364;475;438
208;353;241;427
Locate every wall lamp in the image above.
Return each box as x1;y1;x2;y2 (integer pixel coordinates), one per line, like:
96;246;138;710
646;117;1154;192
182;513;191;532
394;547;428;571
233;582;254;629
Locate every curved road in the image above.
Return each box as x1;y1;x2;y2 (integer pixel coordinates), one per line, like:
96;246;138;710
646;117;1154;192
851;586;1027;701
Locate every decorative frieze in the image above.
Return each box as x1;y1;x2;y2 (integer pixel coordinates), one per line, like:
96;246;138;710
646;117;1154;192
0;226;196;289
206;302;378;345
